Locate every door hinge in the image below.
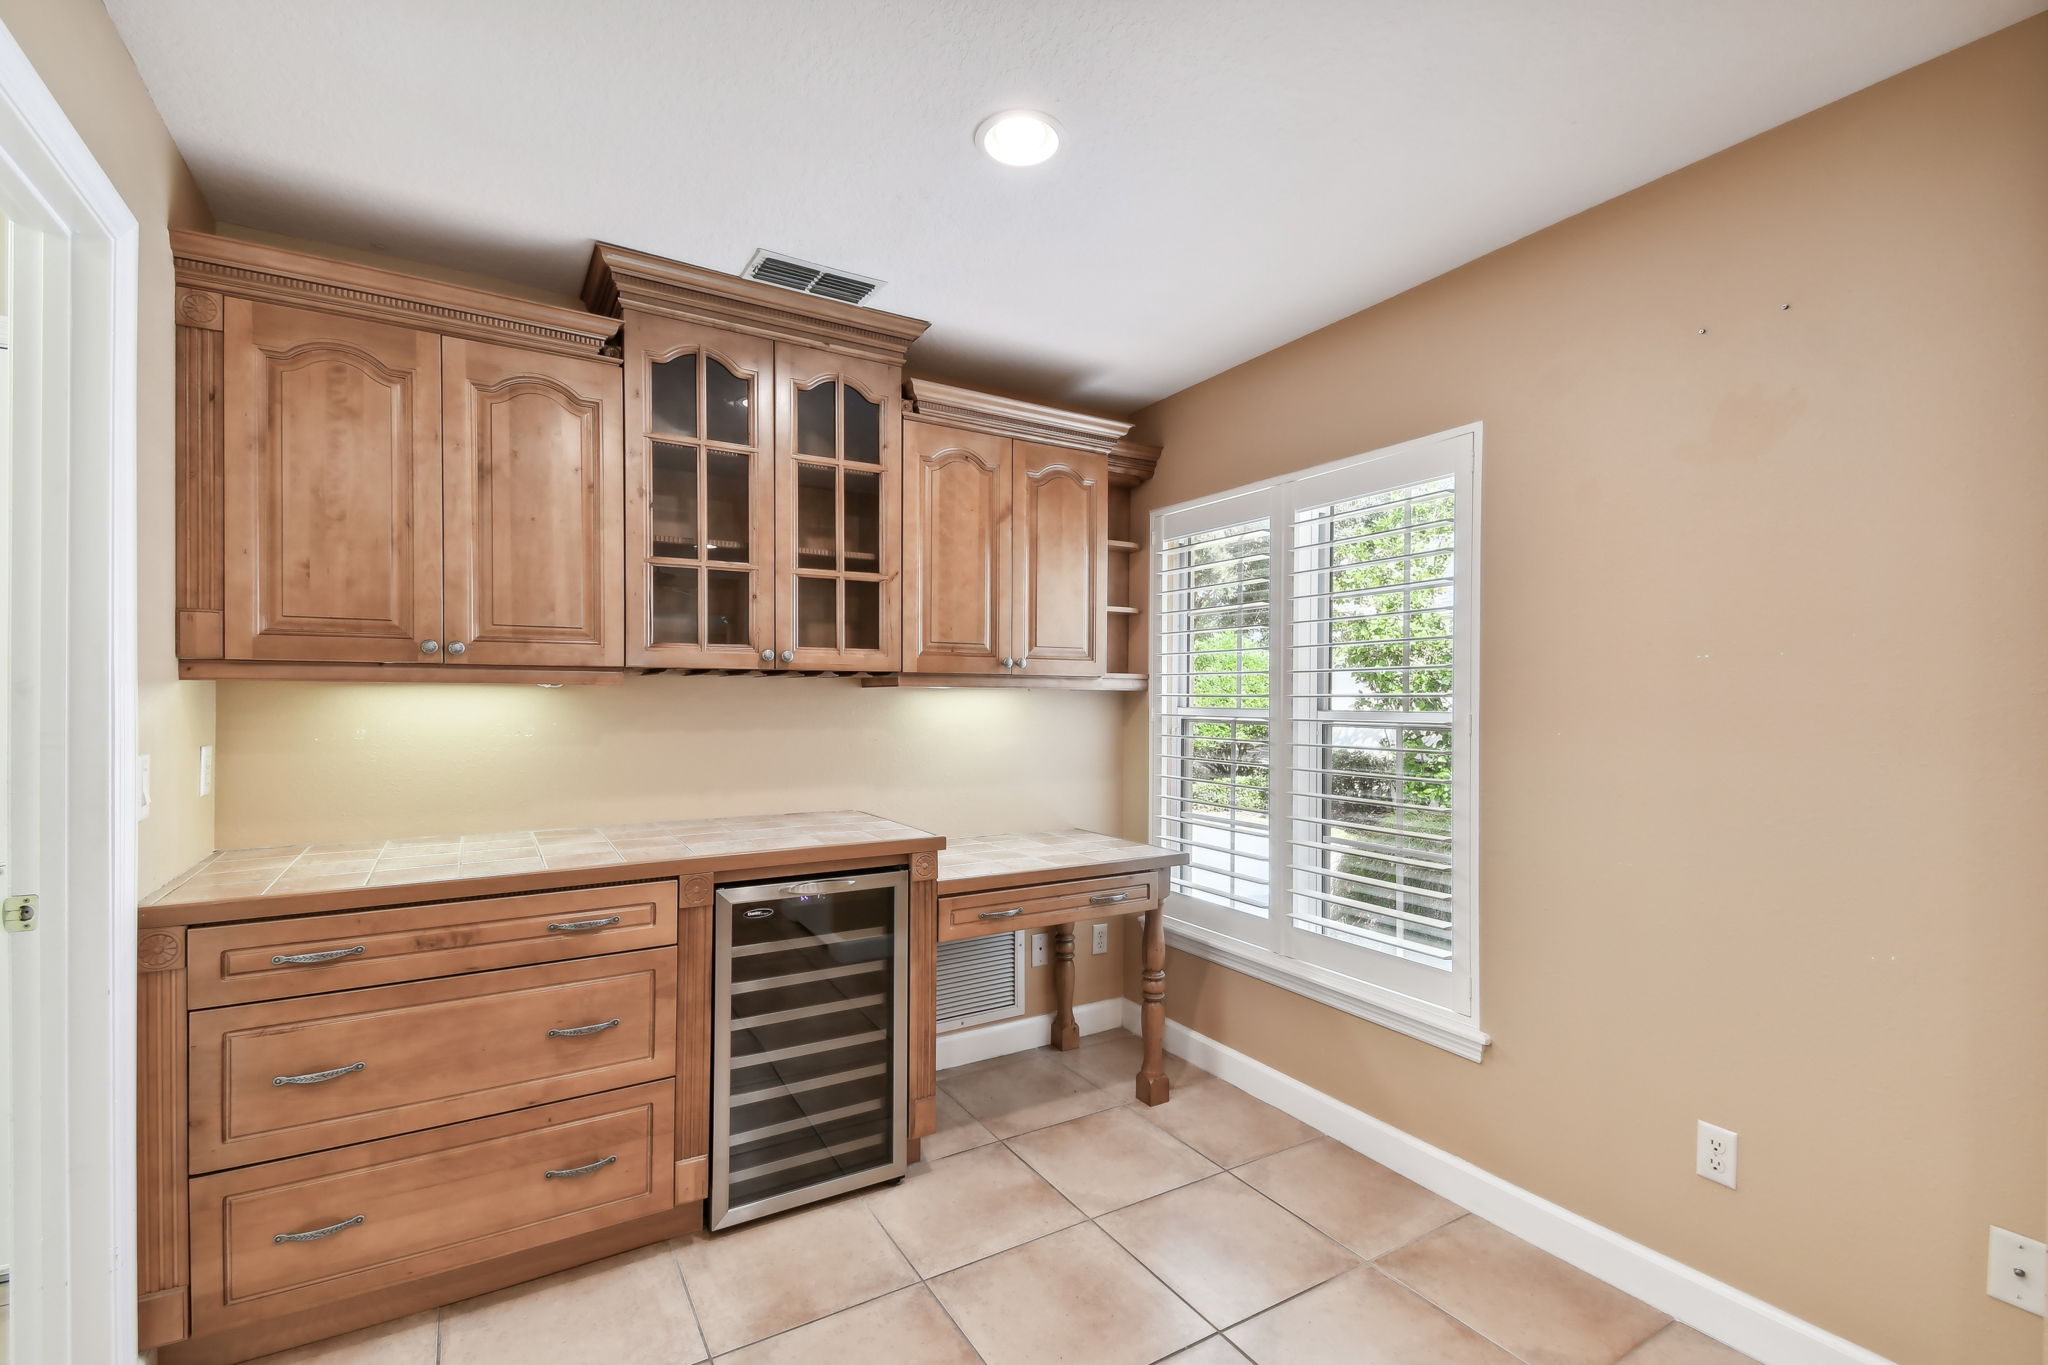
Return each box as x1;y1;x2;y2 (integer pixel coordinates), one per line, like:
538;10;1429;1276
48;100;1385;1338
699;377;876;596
3;894;37;932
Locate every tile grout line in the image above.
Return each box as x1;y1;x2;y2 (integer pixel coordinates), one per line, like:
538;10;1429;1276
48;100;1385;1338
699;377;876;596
660;1234;715;1363
858;1199;991;1364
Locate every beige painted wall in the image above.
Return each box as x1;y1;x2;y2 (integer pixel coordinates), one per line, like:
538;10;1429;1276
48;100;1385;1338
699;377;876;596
1123;17;2048;1365
0;0;216;893
213;675;1126;848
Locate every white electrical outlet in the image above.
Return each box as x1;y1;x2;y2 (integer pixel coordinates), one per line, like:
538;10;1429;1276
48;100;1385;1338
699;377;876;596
1696;1121;1737;1189
198;744;215;797
1988;1227;2046;1315
137;753;152;821
1029;931;1047;968
1091;922;1108;954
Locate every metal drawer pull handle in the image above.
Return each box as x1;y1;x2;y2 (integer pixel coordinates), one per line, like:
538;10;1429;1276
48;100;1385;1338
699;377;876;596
273;1214;364;1244
272;1061;366;1087
1089;892;1132;905
547;1017;620;1038
544;1155;618;1181
547;916;622;933
271;945;366;965
978;907;1025;920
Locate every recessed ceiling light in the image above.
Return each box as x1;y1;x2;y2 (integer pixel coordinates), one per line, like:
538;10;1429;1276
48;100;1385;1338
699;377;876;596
976;110;1062;167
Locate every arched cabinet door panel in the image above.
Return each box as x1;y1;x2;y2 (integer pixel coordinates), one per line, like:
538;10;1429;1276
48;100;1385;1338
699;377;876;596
622;313;776;670
902;420;1011;674
773;343;902;671
1012;441;1108;676
221;300;443;662
441;339;624;668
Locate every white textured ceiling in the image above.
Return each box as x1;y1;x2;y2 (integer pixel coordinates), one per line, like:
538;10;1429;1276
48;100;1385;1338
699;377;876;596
109;0;2038;411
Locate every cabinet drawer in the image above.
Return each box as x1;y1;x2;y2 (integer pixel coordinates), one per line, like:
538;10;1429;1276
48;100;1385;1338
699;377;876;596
938;871;1163;942
190;950;676;1172
189;1080;674;1336
187;881;679;1008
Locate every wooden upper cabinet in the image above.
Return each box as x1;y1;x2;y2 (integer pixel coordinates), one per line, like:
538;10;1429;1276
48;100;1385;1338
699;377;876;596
1012;441;1108;676
442;340;624;668
622;313;776;669
903;421;1012;674
893;384;1156;686
222;299;443;664
774;344;902;670
175;231;624;680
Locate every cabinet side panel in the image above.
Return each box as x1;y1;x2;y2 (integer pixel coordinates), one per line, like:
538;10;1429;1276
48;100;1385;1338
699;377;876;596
138;929;190;1346
176;317;225;658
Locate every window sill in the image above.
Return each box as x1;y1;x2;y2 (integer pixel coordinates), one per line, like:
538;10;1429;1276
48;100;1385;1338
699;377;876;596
1161;896;1491;1063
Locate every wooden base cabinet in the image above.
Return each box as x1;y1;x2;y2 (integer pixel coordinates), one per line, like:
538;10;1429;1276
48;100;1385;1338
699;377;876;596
139;878;712;1362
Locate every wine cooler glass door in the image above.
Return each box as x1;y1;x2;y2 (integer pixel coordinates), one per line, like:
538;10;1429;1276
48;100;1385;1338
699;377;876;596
712;869;908;1228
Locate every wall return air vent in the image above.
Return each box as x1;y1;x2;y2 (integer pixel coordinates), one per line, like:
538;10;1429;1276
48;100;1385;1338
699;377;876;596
742;249;884;306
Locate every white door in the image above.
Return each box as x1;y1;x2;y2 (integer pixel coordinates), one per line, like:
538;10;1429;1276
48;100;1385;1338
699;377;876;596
0;18;143;1363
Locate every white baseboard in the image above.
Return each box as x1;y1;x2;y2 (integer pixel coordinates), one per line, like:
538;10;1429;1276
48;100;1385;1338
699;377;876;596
1122;1002;1895;1365
936;999;1126;1070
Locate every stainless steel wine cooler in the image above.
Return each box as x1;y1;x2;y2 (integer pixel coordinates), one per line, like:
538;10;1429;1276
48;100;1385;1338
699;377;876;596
711;868;909;1228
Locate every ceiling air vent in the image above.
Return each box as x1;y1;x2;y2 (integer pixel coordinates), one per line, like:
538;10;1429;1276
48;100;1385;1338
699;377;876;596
742;249;884;306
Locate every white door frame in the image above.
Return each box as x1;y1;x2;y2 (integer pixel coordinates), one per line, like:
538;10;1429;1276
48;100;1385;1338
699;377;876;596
0;16;142;1365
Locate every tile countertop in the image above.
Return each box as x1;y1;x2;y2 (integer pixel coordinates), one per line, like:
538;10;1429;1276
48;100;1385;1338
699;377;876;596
934;829;1183;895
143;810;939;910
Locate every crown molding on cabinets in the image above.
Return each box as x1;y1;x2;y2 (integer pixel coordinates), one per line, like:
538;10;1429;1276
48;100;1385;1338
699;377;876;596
583;243;930;366
170;231;620;360
904;378;1131;455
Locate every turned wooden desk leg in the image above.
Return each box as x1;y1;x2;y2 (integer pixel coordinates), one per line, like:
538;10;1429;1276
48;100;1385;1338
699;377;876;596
1136;906;1170;1105
1050;922;1081;1051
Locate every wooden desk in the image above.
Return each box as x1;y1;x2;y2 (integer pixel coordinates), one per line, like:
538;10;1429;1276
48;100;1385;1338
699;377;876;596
908;831;1189;1157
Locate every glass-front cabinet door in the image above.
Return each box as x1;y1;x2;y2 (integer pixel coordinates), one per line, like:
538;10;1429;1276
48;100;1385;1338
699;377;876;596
774;344;901;670
624;311;776;667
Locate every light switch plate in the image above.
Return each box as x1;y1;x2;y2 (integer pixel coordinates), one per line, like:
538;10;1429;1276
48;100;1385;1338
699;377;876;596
1988;1226;2046;1315
1029;932;1047;968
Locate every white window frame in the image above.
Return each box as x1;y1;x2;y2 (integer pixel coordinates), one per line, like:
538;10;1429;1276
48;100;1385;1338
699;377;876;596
1150;423;1488;1061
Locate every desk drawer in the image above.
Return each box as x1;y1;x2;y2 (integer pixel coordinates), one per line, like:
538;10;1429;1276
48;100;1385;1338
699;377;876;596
189;1081;674;1336
938;871;1163;942
187;882;679;1008
190;950;676;1172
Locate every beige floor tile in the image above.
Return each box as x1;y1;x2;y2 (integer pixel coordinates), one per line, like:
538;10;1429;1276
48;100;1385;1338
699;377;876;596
439;1245;703;1365
1159;1338;1255;1364
1059;1028;1211;1092
929;1222;1209;1365
865;1142;1082;1276
1618;1323;1761;1365
248;1309;438;1364
1098;1172;1357;1327
713;1285;978;1365
1235;1136;1462;1258
1006;1104;1219;1215
921;1087;998;1161
1228;1266;1515;1365
1379;1216;1669;1365
1127;1078;1319;1168
672;1198;913;1354
939;1049;1122;1138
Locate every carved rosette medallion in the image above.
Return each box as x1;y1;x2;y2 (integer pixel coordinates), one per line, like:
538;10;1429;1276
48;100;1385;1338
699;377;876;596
681;873;713;907
910;851;938;882
138;931;183;972
175;288;222;328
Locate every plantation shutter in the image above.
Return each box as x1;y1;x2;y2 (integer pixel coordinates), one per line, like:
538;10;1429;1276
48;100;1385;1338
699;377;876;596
1286;474;1459;969
1154;493;1276;922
